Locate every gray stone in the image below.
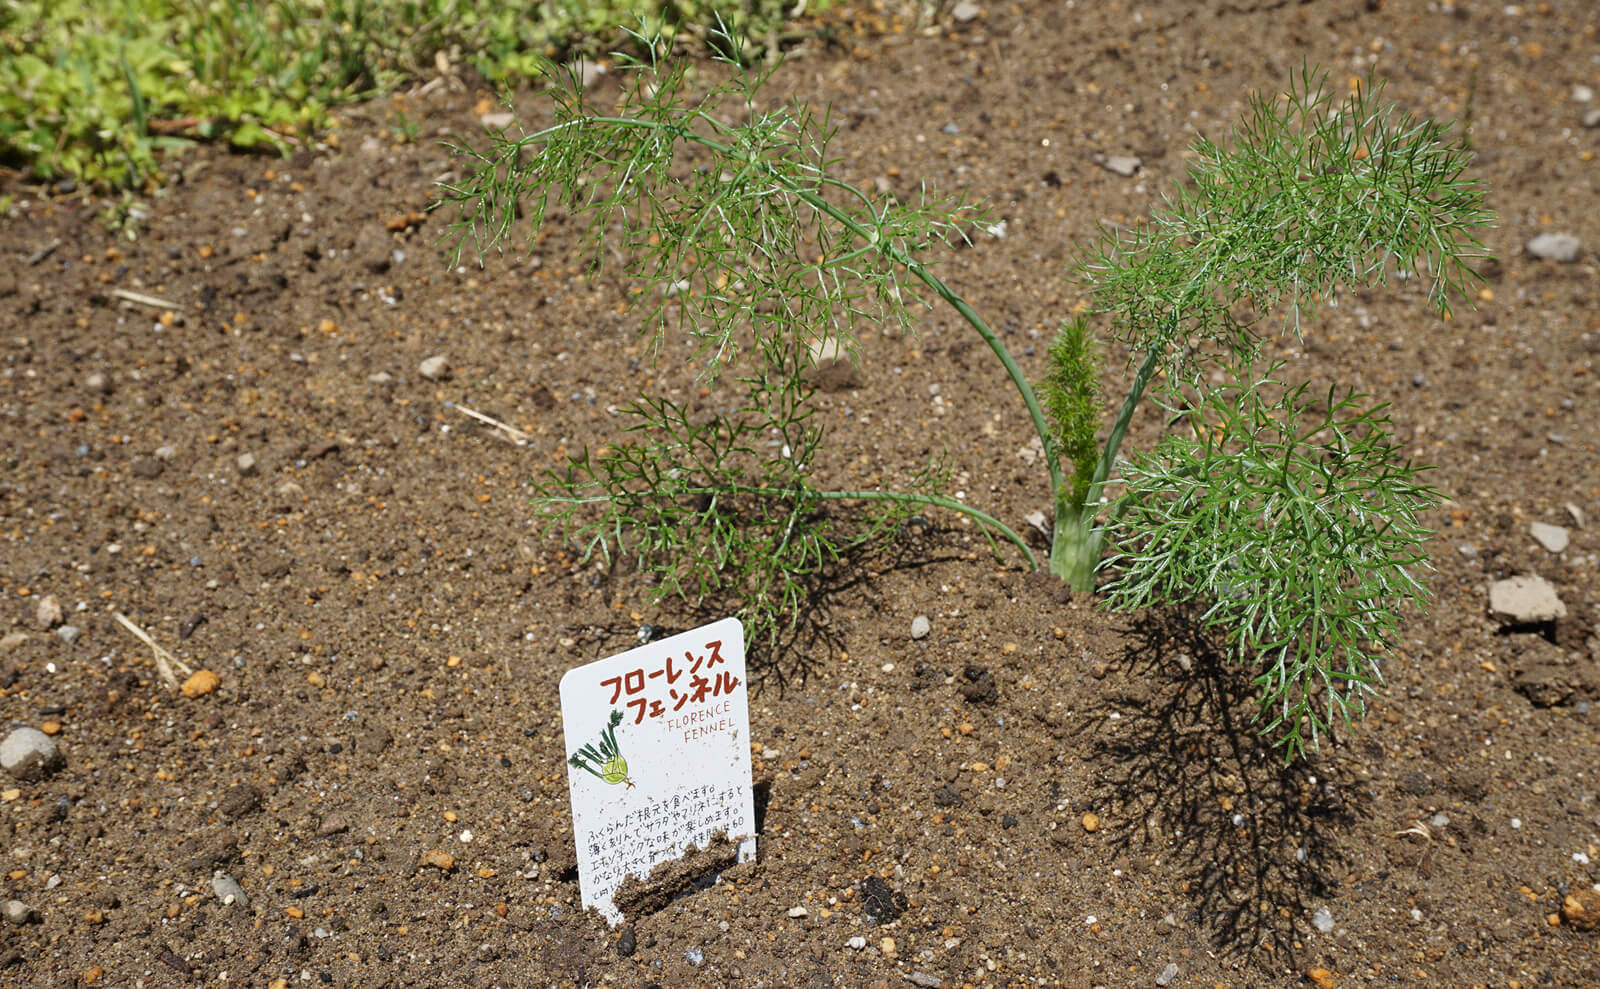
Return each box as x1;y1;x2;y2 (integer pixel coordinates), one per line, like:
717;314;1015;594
950;0;981;22
1584;108;1600;128
1156;963;1180;986
1312;906;1334;933
236;452;259;477
1530;521;1570;553
419;355;450;381
0;727;63;780
905;973;943;988
56;625;80;645
2;900;38;925
211;872;249;907
1101;155;1141;177
1525;233;1581;263
1489;575;1567;624
911;615;931;640
35;594;61;629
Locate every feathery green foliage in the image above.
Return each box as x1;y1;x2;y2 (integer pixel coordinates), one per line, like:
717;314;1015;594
0;0;838;189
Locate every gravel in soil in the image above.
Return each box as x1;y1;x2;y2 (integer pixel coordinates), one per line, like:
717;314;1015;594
3;1;1600;986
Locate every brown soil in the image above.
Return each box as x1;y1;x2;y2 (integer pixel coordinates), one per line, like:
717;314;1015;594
3;1;1599;986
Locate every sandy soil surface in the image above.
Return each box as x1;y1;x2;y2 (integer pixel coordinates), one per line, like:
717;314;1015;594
2;1;1598;986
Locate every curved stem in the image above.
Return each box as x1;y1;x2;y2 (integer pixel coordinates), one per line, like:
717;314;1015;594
816;488;1037;569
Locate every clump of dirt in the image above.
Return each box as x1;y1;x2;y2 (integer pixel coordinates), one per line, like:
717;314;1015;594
612;831;746;919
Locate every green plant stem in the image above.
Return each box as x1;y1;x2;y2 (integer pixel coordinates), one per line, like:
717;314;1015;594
809;488;1036;567
514;112;1066;506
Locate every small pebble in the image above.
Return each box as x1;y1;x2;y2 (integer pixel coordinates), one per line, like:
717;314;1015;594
1;727;64;780
905;972;943;988
616;927;637;957
787;906;808;918
1525;233;1581;263
1156;962;1180;986
1312;906;1335;933
211;873;249;908
847;935;867;950
56;625;80;645
84;371;112;394
35;594;62;629
1561;889;1600;931
683;948;704;966
1488;575;1566;624
910;615;930;640
2;900;38;925
419;355;450;380
1101;155;1141;176
1529;522;1570;553
1081;812;1100;833
950;0;981;22
181;669;221;698
236;452;259;477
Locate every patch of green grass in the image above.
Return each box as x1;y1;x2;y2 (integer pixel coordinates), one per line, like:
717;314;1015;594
0;0;838;190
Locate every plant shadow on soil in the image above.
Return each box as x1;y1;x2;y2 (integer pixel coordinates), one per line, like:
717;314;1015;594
1087;608;1360;965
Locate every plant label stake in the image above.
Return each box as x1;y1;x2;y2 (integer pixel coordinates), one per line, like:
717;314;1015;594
559;617;755;924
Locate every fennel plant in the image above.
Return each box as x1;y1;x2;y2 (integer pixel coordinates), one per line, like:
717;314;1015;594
437;23;1491;757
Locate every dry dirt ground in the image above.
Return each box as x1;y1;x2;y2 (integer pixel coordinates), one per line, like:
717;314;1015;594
3;1;1600;986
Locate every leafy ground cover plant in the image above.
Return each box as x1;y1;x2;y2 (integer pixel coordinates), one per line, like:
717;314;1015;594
0;0;836;189
438;23;1491;757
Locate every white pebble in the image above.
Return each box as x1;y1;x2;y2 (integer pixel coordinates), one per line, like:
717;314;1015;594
1312;907;1334;933
0;728;63;780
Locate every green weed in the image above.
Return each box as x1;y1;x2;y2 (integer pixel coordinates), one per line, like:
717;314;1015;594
0;0;838;189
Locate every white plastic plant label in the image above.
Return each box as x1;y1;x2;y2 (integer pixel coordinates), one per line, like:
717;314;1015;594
558;617;756;924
